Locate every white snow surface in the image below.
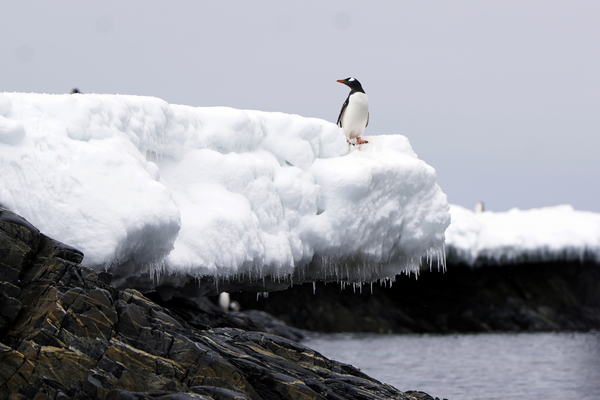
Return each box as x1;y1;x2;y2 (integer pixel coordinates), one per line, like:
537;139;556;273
446;204;600;266
0;93;450;286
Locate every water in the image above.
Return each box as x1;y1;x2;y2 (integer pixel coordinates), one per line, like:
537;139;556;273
302;331;600;400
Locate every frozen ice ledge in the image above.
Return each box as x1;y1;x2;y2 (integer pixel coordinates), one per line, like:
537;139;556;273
0;93;450;295
446;204;600;266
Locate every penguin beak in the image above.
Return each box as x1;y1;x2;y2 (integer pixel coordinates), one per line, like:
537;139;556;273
336;79;346;83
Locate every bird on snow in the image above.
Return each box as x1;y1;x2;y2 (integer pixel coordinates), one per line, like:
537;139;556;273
474;201;485;213
336;77;369;145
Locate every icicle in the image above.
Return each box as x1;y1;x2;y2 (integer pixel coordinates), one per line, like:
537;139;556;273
312;281;316;294
429;250;433;271
443;243;447;272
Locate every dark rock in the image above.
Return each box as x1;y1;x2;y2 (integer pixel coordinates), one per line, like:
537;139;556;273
0;208;40;285
99;272;114;285
404;391;437;400
149;294;306;342
190;386;251;399
0;293;21;324
233;263;600;334
0;208;429;400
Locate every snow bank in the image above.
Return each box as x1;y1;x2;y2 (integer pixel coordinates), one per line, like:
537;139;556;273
446;204;600;266
0;93;449;290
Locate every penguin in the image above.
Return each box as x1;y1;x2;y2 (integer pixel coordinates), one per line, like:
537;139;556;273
336;77;369;145
218;292;240;313
474;201;485;213
218;292;230;312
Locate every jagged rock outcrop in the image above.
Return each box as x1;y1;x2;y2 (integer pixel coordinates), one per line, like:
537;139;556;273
0;208;435;400
233;262;600;334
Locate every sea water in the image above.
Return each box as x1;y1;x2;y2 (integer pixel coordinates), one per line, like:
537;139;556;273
302;331;600;400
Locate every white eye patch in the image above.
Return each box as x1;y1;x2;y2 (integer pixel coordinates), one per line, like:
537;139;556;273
349;77;356;82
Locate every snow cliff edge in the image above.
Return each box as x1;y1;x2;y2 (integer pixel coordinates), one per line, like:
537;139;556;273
0;93;450;292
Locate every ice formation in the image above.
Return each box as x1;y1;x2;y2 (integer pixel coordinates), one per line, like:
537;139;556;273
0;92;450;292
446;204;600;266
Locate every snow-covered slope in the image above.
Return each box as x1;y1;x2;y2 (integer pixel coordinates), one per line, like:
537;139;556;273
0;93;450;289
446;204;600;266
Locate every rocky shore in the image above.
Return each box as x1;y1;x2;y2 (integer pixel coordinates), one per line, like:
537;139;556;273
232;262;600;334
5;205;596;399
0;207;438;400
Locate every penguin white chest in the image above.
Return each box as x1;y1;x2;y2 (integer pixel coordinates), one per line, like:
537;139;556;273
341;92;369;139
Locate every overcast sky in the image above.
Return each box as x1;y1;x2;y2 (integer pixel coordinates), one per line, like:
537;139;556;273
2;1;599;212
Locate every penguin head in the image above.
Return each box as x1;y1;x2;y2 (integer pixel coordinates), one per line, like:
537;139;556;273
337;77;365;93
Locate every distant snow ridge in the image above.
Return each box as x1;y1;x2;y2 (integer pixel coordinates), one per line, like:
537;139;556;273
0;93;450;290
446;204;600;266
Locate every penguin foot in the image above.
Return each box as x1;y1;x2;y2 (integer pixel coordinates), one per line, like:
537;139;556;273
356;137;369;144
347;140;355;146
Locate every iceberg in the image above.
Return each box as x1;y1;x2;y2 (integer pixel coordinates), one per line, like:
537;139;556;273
446;204;600;266
0;93;450;293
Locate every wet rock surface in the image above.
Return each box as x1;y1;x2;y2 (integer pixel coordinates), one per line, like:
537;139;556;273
0;207;435;400
234;262;600;334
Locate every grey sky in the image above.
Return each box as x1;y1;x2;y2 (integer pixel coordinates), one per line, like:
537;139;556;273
2;1;599;212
